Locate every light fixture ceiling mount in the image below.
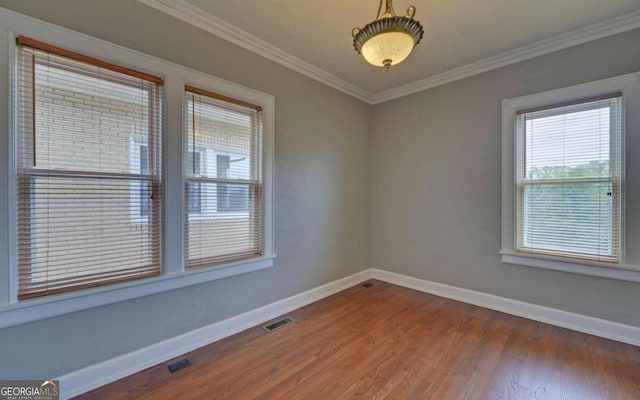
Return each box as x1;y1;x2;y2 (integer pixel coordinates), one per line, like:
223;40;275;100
352;0;424;70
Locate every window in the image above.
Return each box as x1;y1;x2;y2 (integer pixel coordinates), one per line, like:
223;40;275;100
515;94;623;262
501;73;640;280
1;13;274;324
184;86;263;268
15;37;163;299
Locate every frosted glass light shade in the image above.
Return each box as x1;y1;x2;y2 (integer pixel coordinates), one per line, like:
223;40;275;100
352;1;424;71
361;31;415;67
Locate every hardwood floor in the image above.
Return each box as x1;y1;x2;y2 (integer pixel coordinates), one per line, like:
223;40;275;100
76;281;640;399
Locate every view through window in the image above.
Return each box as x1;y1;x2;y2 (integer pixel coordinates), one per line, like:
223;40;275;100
516;95;622;262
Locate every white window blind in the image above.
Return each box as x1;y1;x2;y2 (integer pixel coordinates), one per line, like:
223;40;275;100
515;93;623;262
184;86;263;268
16;37;164;299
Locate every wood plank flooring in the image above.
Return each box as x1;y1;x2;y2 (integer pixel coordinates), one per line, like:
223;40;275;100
76;280;640;399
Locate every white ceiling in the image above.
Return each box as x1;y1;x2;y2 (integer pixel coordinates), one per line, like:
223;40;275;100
143;0;640;102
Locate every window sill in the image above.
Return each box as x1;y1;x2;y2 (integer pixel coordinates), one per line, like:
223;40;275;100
499;250;640;283
0;255;276;329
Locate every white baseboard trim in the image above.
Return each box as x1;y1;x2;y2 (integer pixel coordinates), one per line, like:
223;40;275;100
371;268;640;347
58;267;640;398
57;269;372;399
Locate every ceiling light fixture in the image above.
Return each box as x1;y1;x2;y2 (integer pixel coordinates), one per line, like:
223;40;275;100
352;0;424;71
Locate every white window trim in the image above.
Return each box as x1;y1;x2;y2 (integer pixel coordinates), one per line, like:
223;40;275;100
501;72;640;282
0;8;275;328
0;254;276;329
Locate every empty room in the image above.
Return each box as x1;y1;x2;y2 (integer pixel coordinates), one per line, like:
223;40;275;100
1;1;639;399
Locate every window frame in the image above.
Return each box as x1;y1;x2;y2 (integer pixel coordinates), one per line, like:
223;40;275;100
0;11;275;328
501;72;640;282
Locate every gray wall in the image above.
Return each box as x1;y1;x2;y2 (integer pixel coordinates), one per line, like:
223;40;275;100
2;0;640;384
371;28;640;327
0;0;371;378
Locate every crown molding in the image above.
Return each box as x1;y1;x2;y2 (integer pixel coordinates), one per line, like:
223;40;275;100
138;1;640;105
136;0;374;103
372;9;640;104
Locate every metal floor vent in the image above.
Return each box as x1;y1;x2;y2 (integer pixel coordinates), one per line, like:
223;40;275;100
362;282;374;287
167;358;191;373
264;317;294;332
